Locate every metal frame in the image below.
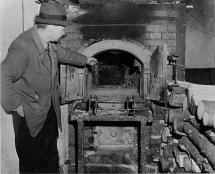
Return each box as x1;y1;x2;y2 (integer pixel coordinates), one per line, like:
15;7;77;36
69;115;147;173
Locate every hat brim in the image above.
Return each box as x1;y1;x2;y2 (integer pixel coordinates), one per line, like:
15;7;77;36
35;17;67;27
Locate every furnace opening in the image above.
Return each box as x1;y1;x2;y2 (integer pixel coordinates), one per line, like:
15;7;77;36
94;50;140;87
82;40;151;98
87;49;142;97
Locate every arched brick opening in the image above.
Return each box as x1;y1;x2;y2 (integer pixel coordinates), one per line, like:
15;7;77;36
80;40;151;98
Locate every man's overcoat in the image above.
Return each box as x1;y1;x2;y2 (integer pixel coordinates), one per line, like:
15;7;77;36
1;27;87;136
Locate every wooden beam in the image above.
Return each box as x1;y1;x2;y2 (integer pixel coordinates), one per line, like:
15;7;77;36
179;136;214;173
183;122;215;170
189;116;215;145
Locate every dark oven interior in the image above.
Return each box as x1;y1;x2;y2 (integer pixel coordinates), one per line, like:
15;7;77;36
86;49;143;99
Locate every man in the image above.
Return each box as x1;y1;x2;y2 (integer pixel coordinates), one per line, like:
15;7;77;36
1;1;95;173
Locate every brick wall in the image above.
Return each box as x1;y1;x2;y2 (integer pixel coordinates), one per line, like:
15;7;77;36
142;23;177;54
62;3;186;80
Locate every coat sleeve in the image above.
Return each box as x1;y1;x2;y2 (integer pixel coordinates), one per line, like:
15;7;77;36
56;44;87;67
1;41;29;112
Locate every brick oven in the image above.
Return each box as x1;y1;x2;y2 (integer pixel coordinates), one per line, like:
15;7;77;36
59;0;188;173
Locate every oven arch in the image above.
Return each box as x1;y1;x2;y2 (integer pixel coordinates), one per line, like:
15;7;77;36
80;40;152;98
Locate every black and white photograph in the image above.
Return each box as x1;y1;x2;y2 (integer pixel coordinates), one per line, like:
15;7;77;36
0;0;215;173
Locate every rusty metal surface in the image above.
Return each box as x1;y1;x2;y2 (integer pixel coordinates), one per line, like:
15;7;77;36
149;45;167;102
93;126;137;150
70;114;147;122
60;66;85;103
69;114;147;173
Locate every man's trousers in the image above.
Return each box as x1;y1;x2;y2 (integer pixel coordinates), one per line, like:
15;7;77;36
12;103;59;173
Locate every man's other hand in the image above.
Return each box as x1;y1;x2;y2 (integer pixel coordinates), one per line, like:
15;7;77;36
87;57;97;66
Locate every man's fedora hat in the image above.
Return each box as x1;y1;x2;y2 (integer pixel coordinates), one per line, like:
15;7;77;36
35;1;67;26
